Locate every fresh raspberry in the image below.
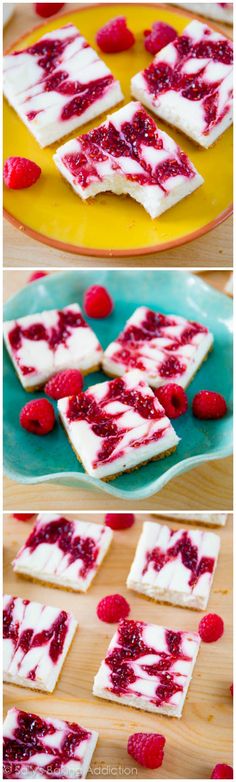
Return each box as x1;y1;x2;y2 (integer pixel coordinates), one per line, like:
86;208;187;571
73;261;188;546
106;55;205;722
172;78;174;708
192;391;227;420
144;21;177;55
105;513;135;530
155;383;188;419
45;370;83;400
28;271;48;283
211;764;233;779
127;733;166;769
198;613;224;643
20;399;55;436
97;594;130;623
3;157;41;190
83;285;113;318
230;683;233;697
34;3;64;18
96;16;135;54
13;514;35;521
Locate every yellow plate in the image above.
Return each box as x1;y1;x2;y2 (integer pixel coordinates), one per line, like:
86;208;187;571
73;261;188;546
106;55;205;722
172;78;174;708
3;3;233;257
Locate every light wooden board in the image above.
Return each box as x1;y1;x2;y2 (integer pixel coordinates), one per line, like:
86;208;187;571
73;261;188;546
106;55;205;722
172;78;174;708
3;3;233;268
3;513;233;779
3;270;233;512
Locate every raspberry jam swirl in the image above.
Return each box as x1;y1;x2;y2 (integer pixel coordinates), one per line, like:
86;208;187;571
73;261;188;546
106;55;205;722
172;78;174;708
24;516;99;578
62;107;195;190
105;619;193;705
3;596;71;675
7;308;87;376
66;376;166;466
143;28;233;131
142;530;215;587
3;708;90;778
110;309;207;377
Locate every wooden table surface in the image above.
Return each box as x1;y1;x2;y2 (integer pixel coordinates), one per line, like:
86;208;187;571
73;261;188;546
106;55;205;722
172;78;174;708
3;269;233;512
3;512;233;779
3;2;233;268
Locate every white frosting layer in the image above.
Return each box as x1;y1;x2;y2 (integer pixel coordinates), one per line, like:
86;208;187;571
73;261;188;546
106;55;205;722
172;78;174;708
3;23;123;146
102;305;213;389
54;100;203;218
3;707;98;779
58;369;180;479
13;515;113;592
127;521;220;610
131;20;233;147
174;3;233;24
3;303;103;389
3;595;77;693
93;618;200;718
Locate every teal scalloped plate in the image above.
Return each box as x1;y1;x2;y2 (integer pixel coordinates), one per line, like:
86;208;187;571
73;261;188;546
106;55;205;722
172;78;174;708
3;271;233;500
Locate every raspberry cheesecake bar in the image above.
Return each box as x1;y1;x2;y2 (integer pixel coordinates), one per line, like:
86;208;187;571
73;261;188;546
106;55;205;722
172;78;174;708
3;23;123;147
131;20;233;147
174;3;233;24
102;306;213;388
156;512;227;526
13;514;113;592
58;369;180;480
3;303;102;391
3;707;98;779
54;101;203;218
127;520;220;610
3;594;77;692
93;618;200;717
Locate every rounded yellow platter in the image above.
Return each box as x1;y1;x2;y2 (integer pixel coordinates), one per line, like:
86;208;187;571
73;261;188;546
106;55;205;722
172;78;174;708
3;3;233;257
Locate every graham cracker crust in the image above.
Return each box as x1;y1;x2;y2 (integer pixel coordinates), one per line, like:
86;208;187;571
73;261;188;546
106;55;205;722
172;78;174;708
59;412;177;481
101;445;177;482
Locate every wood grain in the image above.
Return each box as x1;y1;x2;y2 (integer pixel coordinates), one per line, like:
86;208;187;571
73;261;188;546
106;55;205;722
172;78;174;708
3;270;233;512
3;512;233;779
3;3;233;268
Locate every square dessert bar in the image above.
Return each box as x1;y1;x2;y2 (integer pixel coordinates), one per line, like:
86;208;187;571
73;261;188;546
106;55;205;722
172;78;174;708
102;306;213;388
58;369;180;480
174;3;233;24
158;512;228;526
127;520;220;610
13;514;113;592
93;618;200;717
3;23;123;146
132;20;233;147
54;101;203;218
3;707;98;779
3;303;103;391
3;594;77;692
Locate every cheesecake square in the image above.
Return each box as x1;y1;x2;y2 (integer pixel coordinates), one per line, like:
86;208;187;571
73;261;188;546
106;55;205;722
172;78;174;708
3;303;103;391
3;594;77;693
13;514;113;592
58;369;180;480
93;618;200;718
54;100;203;218
127;520;220;610
3;23;123;147
158;512;228;526
173;3;233;24
102;306;213;388
131;20;233;148
3;707;98;779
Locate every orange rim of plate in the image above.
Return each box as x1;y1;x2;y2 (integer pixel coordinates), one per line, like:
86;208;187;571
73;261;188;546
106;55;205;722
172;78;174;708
3;3;233;258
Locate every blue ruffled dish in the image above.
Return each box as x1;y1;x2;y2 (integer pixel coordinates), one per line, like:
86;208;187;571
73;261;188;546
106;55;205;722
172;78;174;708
3;270;233;500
